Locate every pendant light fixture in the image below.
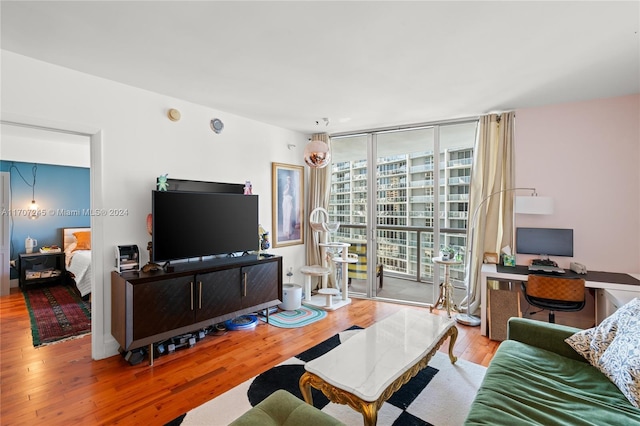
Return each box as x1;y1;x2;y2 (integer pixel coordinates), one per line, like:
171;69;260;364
303;139;331;168
303;118;331;168
28;164;39;220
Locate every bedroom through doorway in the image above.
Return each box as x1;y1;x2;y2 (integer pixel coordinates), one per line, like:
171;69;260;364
1;122;93;347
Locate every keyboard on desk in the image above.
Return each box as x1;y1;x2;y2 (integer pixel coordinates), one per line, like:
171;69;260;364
528;264;565;274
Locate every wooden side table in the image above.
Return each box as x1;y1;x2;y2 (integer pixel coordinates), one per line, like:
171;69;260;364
431;256;462;318
18;251;66;289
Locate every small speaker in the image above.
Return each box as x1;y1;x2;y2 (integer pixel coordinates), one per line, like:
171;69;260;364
488;288;521;341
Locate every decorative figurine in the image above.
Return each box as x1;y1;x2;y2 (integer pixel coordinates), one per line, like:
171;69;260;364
244;181;253;195
142;213;162;272
258;224;270;250
157;174;169;191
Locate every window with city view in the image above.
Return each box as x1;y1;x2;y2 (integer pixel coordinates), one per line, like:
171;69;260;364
329;121;478;305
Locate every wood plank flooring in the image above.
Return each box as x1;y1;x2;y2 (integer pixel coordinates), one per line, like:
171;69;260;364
0;287;499;425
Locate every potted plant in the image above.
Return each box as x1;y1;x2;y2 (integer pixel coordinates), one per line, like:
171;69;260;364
440;245;456;261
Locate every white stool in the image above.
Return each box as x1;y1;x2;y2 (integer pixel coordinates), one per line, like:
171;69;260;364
300;265;331;302
317;288;340;308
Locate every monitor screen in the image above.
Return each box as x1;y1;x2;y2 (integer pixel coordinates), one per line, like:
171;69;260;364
515;228;573;257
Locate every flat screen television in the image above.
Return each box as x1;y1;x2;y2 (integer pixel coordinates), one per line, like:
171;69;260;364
152;190;258;263
515;227;573;257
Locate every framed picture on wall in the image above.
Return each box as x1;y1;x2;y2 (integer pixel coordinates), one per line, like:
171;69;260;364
272;162;304;247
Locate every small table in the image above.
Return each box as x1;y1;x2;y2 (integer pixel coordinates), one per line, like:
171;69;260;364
299;310;458;426
18;251;66;289
431;256;462;318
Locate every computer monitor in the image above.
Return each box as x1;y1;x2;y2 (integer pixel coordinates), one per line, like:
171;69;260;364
515;228;573;257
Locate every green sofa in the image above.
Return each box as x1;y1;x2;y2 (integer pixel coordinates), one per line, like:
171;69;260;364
464;318;640;425
229;389;344;426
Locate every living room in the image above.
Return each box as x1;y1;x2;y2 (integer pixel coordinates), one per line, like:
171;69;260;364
1;2;638;425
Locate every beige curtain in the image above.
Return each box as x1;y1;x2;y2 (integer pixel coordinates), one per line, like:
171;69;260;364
463;112;515;315
305;133;333;289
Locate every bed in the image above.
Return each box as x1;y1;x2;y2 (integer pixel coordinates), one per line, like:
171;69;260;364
63;227;92;298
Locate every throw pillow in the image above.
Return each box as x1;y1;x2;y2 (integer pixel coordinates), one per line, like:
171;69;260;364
597;313;640;408
565;297;640;407
73;231;91;251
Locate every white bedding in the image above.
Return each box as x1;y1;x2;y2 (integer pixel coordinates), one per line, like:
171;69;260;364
66;250;92;297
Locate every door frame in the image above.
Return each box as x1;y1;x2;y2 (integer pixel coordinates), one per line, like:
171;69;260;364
1;115;108;360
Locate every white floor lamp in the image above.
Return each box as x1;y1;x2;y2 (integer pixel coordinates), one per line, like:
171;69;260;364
455;187;553;326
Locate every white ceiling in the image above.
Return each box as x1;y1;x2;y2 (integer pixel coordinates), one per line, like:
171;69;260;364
1;1;638;135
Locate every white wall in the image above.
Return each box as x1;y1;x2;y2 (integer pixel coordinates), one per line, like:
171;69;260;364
1;124;91;167
1;50;309;359
514;94;640;273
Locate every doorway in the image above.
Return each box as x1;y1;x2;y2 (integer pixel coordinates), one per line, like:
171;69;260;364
0;119;105;359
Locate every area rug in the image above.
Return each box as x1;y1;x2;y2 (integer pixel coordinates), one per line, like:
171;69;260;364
22;284;91;347
171;326;486;425
259;305;327;328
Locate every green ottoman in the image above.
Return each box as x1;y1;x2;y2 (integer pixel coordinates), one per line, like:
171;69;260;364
229;389;344;426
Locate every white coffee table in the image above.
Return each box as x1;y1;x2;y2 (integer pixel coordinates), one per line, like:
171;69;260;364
299;309;458;426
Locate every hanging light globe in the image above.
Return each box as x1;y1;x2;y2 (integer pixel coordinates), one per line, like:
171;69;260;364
303;139;331;168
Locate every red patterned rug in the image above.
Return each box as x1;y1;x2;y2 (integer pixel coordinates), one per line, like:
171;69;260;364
22;284;91;346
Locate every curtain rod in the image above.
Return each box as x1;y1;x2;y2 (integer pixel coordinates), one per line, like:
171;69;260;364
329;115;480;138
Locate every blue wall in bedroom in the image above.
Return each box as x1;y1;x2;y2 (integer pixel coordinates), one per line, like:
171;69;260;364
1;161;90;261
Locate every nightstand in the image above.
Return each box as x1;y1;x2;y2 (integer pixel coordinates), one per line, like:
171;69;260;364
18;252;66;289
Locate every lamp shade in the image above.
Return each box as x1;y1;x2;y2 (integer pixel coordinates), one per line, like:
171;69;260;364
515;196;554;215
303;139;331;168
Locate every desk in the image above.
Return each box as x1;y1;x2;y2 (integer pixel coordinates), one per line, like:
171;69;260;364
480;264;640;336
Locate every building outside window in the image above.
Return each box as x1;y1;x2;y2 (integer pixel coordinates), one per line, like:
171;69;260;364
329;120;477;305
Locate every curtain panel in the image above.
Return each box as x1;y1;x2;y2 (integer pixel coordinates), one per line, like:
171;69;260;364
464;112;515;315
305;133;334;289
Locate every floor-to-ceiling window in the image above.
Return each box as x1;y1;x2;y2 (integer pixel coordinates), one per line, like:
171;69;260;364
329;120;477;306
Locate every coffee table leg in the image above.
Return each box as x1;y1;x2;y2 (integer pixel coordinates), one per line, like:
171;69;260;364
299;372;314;405
448;326;459;364
361;402;378;426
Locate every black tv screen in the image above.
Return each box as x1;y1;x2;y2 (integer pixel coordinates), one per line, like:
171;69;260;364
516;228;574;257
152;191;258;262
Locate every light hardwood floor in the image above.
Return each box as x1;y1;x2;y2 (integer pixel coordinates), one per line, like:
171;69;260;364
0;287;499;425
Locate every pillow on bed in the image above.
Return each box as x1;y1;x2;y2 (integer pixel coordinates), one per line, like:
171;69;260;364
64;242;77;266
73;231;91;250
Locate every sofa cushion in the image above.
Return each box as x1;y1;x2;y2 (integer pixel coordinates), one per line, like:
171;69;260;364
229;389;344;426
465;339;640;425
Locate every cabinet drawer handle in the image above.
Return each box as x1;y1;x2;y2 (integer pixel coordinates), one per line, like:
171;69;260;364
243;272;247;297
190;282;194;311
199;281;202;309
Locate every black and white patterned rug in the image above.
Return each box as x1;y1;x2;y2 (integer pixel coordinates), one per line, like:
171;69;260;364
169;326;486;425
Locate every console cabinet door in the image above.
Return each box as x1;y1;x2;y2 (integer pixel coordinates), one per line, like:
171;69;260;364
132;276;194;341
241;261;279;308
196;268;242;322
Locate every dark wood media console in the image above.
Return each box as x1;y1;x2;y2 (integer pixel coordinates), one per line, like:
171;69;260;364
111;255;282;361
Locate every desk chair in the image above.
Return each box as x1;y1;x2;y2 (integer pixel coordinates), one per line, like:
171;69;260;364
523;274;586;323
